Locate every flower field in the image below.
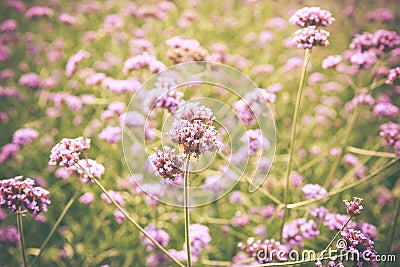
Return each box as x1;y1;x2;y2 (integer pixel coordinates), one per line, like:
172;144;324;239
0;0;400;266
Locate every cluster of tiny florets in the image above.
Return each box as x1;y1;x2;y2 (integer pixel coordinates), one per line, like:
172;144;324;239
343;197;363;216
290;6;334;49
149;146;185;182
386;67;400;85
166;36;209;64
379;122;400;157
0;176;51;217
49;137;91;167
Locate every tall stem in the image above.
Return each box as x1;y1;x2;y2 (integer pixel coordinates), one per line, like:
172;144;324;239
318;216;352;262
281;48;312;240
184;156;192;267
30;186;82;267
16;208;27;267
76;164;185;267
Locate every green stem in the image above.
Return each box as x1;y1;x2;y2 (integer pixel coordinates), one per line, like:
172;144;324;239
30;186;82;267
184;156;192;267
281;48;312;240
287;159;398;209
347;146;397;158
76;164;185;267
16;208;27;267
317;216;352;263
324;105;362;188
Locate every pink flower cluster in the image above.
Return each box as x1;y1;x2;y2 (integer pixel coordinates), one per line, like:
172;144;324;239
0;128;39;164
69;159;105;183
343;197;363;217
350;29;400;53
289;7;335;27
238;237;289;263
282;218;320;247
365;8;394;22
340;229;377;266
293;26;330;49
166;36;209;64
322;55;341;69
18;72;41;89
301;183;328;199
140;225;170;251
0;225;20;245
233;88;276;126
386;67;400;85
65;50;91;77
25;6;53;19
241;129;267;156
379;122;400;157
0;176;51;216
49;137;91;167
149;146;185;182
0;19;17;32
123;52;166;74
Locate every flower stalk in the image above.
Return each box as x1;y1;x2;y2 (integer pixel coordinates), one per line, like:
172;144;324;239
184;155;192;267
75;163;185;267
16;208;27;267
281;48;312;239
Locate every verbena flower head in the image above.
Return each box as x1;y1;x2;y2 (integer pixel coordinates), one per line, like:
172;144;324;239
238;237;289;263
0;176;51;216
12;128;39;146
49;137;91;167
173;102;214;125
140;225;170;251
289;7;335;27
340;229;377;266
301;184;328;199
241;129;266;156
149;146;185;182
166;36;209;64
168;119;223;158
184;224;211;260
282;218;320;247
379;122;400;157
386;67;400;85
293;26;330;49
344;197;363;216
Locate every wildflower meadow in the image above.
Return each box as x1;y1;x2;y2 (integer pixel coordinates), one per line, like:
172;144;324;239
1;0;400;266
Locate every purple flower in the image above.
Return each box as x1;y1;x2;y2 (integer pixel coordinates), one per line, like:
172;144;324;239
144;77;184;113
241;129;268;156
340;229;377;266
49;137;91;167
113;209;127;223
65;50;90;77
289;7;335;27
343;197;363;216
301;184;328;199
230;191;243;204
373;102;399;118
0;176;51;216
323;213;355;231
386;67;400;85
168;119;223;158
18;72;41;89
290;172;303;188
310;206;329;221
322;55;341;69
231;211;250;227
238;237;289;263
79;192;94;205
102;14;124;33
350;51;377;69
140;225;170;251
0;19;17;32
71;159;105;183
357;222;377;240
166;36;209;64
149;146;185;182
101;190;125;206
0;225;20;245
102;78;141;93
25;6;53;18
123;52;166;74
365;8;394;22
0;143;20;163
343;154;358;166
98;126;121;143
58;13;78;25
183;224;211;260
372;29;400;52
293;26;330;49
282;218;319;247
12;128;39;146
